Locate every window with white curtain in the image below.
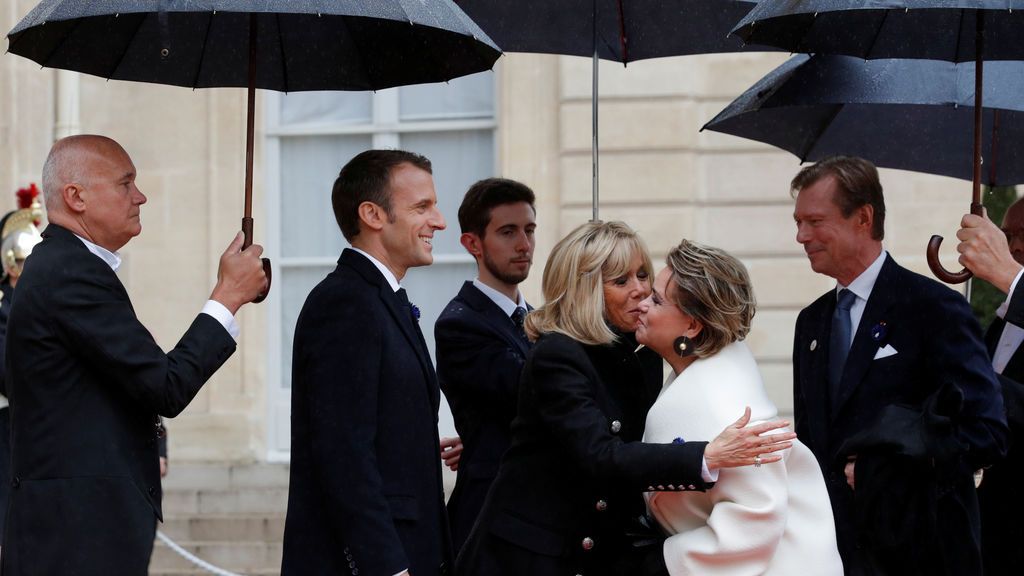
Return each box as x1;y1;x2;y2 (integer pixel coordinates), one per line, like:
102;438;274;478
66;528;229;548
264;73;497;458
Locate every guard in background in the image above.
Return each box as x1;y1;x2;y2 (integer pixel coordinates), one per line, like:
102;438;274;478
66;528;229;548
0;183;44;542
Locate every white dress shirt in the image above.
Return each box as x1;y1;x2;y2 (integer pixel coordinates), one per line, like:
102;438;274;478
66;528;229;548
351;247;401;292
75;234;239;341
993;268;1024;374
472;278;526;317
835;249;888;345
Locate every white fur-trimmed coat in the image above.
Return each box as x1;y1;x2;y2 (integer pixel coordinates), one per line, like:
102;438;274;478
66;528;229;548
643;341;843;576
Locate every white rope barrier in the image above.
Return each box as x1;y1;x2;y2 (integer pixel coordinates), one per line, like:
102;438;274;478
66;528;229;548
155;530;248;576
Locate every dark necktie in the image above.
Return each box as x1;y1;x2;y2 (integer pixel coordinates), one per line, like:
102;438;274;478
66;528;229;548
828;289;857;409
395;288;428;353
395;287;418;323
511;306;529;342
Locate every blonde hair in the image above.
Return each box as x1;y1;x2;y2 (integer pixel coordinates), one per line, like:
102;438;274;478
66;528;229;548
525;221;653;345
666;239;756;358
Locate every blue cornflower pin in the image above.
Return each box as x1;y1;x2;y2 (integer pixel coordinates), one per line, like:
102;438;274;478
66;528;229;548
870;321;888;343
673;437;685;445
411;304;421;322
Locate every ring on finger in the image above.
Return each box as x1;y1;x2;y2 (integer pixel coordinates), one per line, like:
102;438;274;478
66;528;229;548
754;455;762;468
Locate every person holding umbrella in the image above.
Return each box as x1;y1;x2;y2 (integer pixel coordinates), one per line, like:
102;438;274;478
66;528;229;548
957;202;1024;575
790;156;1007;575
2;134;268;576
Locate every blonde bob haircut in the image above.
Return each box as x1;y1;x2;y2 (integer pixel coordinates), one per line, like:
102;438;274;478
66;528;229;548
667;239;756;358
525;221;653;346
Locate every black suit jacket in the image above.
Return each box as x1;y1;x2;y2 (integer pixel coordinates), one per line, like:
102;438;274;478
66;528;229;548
979;281;1024;575
2;223;236;576
793;255;1007;576
456;332;708;576
282;248;451;576
435;281;531;554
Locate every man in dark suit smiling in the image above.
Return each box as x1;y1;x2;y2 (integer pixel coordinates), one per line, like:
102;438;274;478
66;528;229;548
282;150;450;576
435;178;536;554
790;156;1007;575
2;134;267;576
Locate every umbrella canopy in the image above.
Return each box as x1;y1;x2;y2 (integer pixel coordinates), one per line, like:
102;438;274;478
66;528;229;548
733;1;1024;61
456;0;758;63
729;0;1024;283
8;0;501;91
7;0;500;301
454;0;767;220
704;54;1024;186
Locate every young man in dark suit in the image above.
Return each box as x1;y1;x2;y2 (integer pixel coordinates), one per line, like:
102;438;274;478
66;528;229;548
790;156;1007;575
2;135;267;576
282;150;450;576
956;198;1024;575
435;178;537;554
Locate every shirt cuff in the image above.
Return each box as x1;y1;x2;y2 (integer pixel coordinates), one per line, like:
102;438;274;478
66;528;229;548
701;457;719;483
1008;268;1024;302
202;300;240;341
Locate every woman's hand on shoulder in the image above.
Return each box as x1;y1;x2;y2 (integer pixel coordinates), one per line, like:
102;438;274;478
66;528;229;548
704;407;796;471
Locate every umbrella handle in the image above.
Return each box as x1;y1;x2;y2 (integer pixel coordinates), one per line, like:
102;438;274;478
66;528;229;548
252;259;272;304
926;236;971;284
242;216;273;304
925;203;984;284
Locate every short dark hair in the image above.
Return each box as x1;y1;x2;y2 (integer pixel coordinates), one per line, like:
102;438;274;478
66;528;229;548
457;178;536;237
332;150;432;241
791;156;886;240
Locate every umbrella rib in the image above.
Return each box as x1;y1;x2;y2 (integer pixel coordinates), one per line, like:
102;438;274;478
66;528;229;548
35;16;86;71
107;13;150;80
953;10;966;62
864;10;891;60
339;16;376;89
275;13;289;92
189;11;216;89
799;104;845;163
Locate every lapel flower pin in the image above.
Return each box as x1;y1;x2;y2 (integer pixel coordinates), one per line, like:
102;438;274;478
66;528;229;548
870;321;888;343
411;304;421;322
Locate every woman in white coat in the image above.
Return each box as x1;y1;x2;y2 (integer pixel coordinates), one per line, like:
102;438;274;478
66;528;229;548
635;239;843;576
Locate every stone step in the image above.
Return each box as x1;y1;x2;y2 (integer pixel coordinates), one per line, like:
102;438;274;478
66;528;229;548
162;463;290;492
162;487;290;515
149;540;282;573
159;515;285;543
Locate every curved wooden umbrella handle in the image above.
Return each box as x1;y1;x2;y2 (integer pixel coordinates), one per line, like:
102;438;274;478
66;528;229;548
926;202;984;285
926;235;971;284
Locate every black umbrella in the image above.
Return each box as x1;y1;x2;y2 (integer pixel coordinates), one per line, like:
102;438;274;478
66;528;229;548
731;1;1024;282
455;0;764;220
7;0;501;300
704;54;1024;186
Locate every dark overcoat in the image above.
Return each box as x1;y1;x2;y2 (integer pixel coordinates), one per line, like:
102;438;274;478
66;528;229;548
2;223;235;576
282;248;451;576
792;255;1007;575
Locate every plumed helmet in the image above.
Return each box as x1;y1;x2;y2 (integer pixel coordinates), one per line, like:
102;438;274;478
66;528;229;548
0;183;44;280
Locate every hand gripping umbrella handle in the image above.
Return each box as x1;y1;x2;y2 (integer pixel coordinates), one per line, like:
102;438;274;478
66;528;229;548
242;216;272;304
926;202;984;284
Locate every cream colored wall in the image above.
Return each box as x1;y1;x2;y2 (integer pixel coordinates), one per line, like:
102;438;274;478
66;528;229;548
498;52;974;417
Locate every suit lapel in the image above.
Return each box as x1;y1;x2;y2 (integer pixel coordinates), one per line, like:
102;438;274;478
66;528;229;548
834;256;898;417
341;250;440;410
805;295;836;442
985;318;1005;355
989;317;1024;379
459;282;531;356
